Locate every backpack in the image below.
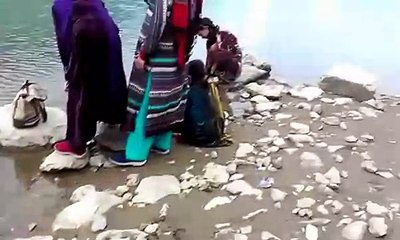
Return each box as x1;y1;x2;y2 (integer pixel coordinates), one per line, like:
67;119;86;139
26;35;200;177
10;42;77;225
182;76;232;147
12;80;48;129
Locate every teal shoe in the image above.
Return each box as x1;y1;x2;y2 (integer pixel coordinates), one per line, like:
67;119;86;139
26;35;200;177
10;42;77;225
151;131;172;155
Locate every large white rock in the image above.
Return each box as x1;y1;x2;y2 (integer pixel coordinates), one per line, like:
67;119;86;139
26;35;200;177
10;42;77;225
368;217;388;237
203;162;230;185
39;151;89;172
236;65;268;84
290;122;310;134
0;104;66;147
223;180;262;199
289;85;324;101
305;224;318;240
366;201;389;216
320;64;377;101
131;175;181;204
236;143;254;158
52;191;122;232
246;83;284;99
204;196;234;210
341;221;367;240
255;102;282;113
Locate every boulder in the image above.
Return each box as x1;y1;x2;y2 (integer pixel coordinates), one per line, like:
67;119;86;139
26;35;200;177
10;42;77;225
245;82;284;99
289;85;323;101
236;65;268;84
0;104;66;147
320;64;377;102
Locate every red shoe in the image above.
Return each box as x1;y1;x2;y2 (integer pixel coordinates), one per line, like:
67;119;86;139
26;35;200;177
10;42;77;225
54;140;87;158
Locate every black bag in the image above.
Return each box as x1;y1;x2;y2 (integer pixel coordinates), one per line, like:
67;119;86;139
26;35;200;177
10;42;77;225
12;80;48;129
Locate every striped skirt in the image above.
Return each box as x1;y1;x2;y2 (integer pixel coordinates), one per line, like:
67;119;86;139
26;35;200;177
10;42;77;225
127;56;188;136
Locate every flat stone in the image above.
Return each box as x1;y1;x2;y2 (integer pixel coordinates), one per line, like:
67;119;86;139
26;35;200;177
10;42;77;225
312;104;322;114
368;217;388;237
288;134;314;144
240;225;253;234
365;99;385;111
341;221;367;240
242;208;268;220
236;143;254;158
234;234;248;240
203;162;230;185
300;152;323;168
334;98;353;105
317;205;329;215
237;65;268;84
223;180;262;199
204;196;234;210
229;102;254;118
345;136;358;143
273;138;286;148
131;175;181;204
327;145;344;153
255;102;282;113
360;134;374;142
40;151;89;172
289;85;324;101
144;223;159;234
305;224;318;240
321;98;335;104
230;173;245;181
270;188;288;202
275;113;293;121
70;185;97;203
366;201;389;215
359;107;378;118
340;122;348;130
246;83;285;99
297;197;316;208
301;218;331;226
331;200;344;214
376;171;394;179
361;160;378;173
96;229;147;240
324;167;341;185
250;95;270;104
290;122;310;134
323;116;341;126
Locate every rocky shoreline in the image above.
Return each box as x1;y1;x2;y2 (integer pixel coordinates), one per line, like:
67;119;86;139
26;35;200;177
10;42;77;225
3;56;400;240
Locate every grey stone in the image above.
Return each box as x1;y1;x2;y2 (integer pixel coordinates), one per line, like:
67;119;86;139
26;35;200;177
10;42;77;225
319;76;375;102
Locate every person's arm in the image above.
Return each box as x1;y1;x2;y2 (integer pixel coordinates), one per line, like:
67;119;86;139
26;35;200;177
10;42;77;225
138;0;168;60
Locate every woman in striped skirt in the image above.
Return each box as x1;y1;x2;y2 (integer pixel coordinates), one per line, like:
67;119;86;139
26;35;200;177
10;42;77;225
111;0;202;166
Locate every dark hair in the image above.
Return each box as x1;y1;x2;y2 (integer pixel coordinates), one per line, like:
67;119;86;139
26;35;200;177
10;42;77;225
187;60;206;86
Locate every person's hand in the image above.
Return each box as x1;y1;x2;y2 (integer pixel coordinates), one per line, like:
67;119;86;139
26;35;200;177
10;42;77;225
134;56;146;70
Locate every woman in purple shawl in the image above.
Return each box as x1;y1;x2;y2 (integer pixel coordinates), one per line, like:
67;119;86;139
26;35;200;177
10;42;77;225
50;0;127;159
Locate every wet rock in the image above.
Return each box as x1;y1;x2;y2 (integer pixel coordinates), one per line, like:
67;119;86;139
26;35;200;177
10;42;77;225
312;104;322;114
345;136;358;143
236;143;254;158
131;175;180;204
368;217;388;237
288;134;314;144
270;188;288;202
361;160;378;173
261;231;281;240
297;198;316;208
40;151;89;172
341;221;367;240
305;224;318;240
275;113;293;121
246;83;284;99
0;104;67;147
255;102;282;113
319;74;375;102
290;122;310;134
289;85;324;101
203;162;230;185
300;152;323;168
323;116;341;126
204;196;235;210
52;191;122;232
223;180;262;199
96;229;147;240
242;208;268;220
366;201;389;216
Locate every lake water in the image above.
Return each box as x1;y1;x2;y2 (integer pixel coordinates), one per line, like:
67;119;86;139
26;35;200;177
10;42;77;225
1;0;400;106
